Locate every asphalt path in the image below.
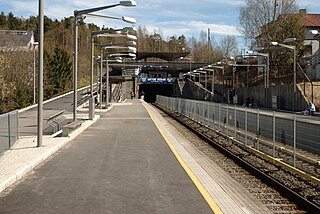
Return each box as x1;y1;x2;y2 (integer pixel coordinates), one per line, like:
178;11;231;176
18;88;88;136
0;100;212;214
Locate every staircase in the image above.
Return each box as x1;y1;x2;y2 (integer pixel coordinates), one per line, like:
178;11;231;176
111;84;123;103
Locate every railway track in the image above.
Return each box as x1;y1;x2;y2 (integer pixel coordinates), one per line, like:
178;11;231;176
154;103;320;213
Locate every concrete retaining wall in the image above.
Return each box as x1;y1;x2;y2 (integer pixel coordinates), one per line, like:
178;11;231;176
180;79;309;111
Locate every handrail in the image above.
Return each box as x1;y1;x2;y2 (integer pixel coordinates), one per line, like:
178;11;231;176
47;110;65;121
297;62;314;102
303;54;320;66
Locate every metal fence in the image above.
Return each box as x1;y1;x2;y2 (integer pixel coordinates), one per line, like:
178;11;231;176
156;96;320;165
0;110;19;154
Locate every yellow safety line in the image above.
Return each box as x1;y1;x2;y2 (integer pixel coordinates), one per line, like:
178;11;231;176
144;104;223;214
246;145;320;185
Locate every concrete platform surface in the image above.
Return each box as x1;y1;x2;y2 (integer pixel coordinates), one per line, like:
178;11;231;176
0;100;213;214
0;99;271;213
0;115;100;194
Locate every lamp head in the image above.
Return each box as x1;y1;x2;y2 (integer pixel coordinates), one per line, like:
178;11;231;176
127;41;137;46
127;49;136;53
119;1;137;7
122;16;136;24
283;38;297;43
127;34;137;40
310;30;319;35
127;46;137;52
122;26;137;32
270;42;278;46
252;47;264;52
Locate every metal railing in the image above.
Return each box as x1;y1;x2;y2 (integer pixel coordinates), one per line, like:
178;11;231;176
0;110;19;154
156;95;320;168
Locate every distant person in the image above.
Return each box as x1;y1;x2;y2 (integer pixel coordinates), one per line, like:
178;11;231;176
130;91;135;99
140;91;145;101
245;97;250;108
94;95;99;106
249;97;255;108
306;101;316;116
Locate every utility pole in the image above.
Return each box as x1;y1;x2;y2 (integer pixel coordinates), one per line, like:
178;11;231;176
273;0;278;21
37;0;44;147
208;28;211;63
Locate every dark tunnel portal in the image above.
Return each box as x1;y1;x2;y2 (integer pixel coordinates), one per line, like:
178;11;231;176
139;84;173;103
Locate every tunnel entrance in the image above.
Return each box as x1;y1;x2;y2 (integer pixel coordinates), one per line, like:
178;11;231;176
139;83;174;103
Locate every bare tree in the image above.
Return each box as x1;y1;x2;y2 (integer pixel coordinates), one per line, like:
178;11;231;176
188;30;222;63
239;0;307;84
217;35;238;57
239;0;303;48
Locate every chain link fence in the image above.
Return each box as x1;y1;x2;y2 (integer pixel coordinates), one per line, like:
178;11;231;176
157;95;320;168
0;110;19;155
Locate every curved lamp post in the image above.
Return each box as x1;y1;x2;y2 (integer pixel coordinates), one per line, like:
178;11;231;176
97;34;137;109
207;64;224;98
271;41;296;111
89;27;136;119
180;56;192;73
103;46;136;107
247;50;270;88
195;69;207;89
37;0;44;147
247;50;270;106
73;0;136;121
32;42;39;104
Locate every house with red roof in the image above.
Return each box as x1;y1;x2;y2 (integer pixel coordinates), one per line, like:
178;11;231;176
299;9;320;80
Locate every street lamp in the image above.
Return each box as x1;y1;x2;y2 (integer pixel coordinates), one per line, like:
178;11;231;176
85;13;136;24
97;34;137;108
271;41;297;111
103;46;136;107
73;0;137;121
180;56;192;73
89;27;136;119
109;53;136;58
37;0;44;147
207;64;224;98
248;50;270;107
32;42;39;104
190;71;201;83
309;30;320;55
195;69;207;89
247;50;270;88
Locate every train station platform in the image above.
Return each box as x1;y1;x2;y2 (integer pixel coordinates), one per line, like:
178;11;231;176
0;99;270;213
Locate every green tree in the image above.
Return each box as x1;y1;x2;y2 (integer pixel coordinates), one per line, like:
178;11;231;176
25;16;38;35
0;12;7;29
46;47;72;98
239;0;306;84
7;12;22;30
239;0;303;48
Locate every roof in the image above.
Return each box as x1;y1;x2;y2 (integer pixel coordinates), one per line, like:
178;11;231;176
303;14;320;27
136;51;190;61
0;30;34;51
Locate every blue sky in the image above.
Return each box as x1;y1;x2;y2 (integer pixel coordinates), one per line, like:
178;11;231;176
1;0;319;45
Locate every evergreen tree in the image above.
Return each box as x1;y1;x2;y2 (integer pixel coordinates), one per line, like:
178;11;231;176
0;12;7;29
7;12;21;30
46;47;72;97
